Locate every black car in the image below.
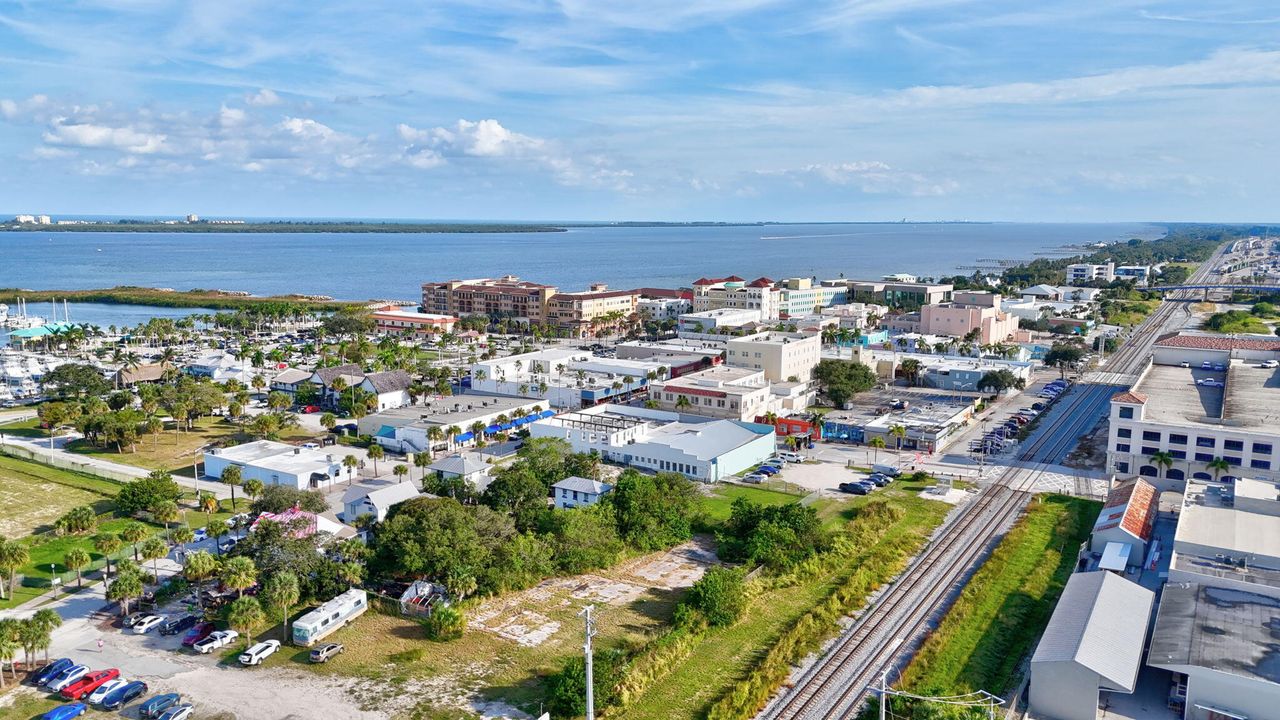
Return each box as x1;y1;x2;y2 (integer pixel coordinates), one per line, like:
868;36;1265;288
102;680;149;710
160;614;199;636
867;475;891;487
1031;402;1045;410
837;482;870;495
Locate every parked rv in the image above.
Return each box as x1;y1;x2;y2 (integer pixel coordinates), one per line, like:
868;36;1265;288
292;588;368;647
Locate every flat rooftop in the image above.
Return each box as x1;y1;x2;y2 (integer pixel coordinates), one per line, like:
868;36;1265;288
369;393;541;427
1176;480;1280;565
1148;582;1280;685
209;440;334;474
1135;361;1280;429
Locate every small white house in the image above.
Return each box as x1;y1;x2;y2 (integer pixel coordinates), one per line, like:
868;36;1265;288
341;482;422;523
425;453;493;491
552;476;613;510
359;370;413;411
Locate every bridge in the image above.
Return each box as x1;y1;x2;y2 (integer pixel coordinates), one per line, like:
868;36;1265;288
1150;283;1280;295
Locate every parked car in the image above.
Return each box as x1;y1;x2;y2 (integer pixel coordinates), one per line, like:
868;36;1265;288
160;615;199;636
132;615;166;634
1213;363;1227;371
218;537;239;552
239;639;281;666
1179;361;1191;368
302;405;320;414
756;465;780;476
191;528;207;542
871;463;900;477
742;473;767;484
45;665;90;692
181;622;216;647
1201;361;1213;369
139;693;182;719
87;678;128;705
30;658;73;686
194;630;239;654
309;643;344;663
1031;402;1045;410
61;669;120;700
1197;378;1225;388
777;451;806;463
101;680;149;710
837;482;869;495
40;703;87;720
121;612;147;628
158;705;195;720
1262;360;1279;368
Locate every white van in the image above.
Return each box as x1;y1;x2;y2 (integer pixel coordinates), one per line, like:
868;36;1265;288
777;451;806;463
239;639;281;666
872;463;901;477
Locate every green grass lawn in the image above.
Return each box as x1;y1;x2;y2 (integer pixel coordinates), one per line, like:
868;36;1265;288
898;494;1101;700
0;416;49;439
0;452;123;537
619;475;951;720
0;687;63;719
698;484;804;523
1202;309;1273;335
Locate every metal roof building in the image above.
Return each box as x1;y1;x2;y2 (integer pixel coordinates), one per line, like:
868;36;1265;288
1029;571;1155;720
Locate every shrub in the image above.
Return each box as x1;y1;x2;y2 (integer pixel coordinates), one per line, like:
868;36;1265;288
544;649;627;719
423;605;465;642
54;505;98;535
686;567;748;627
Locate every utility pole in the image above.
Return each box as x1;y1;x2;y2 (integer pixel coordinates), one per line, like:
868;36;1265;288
879;670;888;720
580;605;597;720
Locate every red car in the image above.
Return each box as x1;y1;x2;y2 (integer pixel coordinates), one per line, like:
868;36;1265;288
302;405;319;414
61;668;120;700
181;621;216;647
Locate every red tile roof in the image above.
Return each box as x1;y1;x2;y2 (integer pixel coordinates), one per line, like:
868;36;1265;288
1111;391;1148;404
1154;332;1280;351
692;277;716;286
1095;479;1157;541
747;277;775;288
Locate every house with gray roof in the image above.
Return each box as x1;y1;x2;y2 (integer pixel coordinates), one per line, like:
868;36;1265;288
425;452;492;490
1029;571;1155;720
359;370;413;411
341;482;422;523
552;476;613;510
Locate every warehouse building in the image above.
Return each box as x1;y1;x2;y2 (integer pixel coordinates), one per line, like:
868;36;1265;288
204;440;342;490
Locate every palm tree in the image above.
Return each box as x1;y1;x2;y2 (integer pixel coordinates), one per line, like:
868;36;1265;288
183;550;218;609
221;464;243;511
92;533;122;579
445;425;462;452
675;395;692;412
426;426;444;458
342;455;359;485
227;595;265;647
0;620;19;687
261;571;300;643
221;556;258;597
868;436;887;463
30;609;60;664
367;444;384;476
121;521;148;562
152;500;179;533
1207;456;1231;482
171;527;195;557
244;478;265;506
140;536;168;583
320;412;337;434
393;464;409;484
0;539;27;601
414;451;432;481
889;424;907;451
207;522;231;555
64;548;91;589
1148;450;1175;481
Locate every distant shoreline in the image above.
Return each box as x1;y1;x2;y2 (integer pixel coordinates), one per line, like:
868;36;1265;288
0;219;1000;234
0;286;362;311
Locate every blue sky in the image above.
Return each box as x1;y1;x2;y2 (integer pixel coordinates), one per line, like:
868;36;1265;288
1;0;1278;222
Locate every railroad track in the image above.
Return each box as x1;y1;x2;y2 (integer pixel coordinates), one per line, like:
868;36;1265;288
761;243;1234;720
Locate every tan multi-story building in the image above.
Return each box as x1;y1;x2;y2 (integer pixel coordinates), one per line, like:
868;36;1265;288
725;331;821;382
919;291;1018;344
421;275;558;324
548;284;640;338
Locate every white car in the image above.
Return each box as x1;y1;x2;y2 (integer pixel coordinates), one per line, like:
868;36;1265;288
88;677;128;705
1262;360;1279;368
777;451;806;463
45;664;89;691
132;615;166;634
159;704;195;720
193;629;239;654
239;639;281;666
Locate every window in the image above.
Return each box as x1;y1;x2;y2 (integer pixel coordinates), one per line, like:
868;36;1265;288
1252;459;1272;470
1224;439;1244;452
1116;461;1129;473
1116;443;1131;453
1195;452;1214;462
1141;446;1159;456
1170;450;1186;459
1142;431;1161;442
1196;437;1216;448
1118;407;1134;419
1225;456;1242;466
1117;428;1132;439
1254;443;1274;455
1169;434;1188;445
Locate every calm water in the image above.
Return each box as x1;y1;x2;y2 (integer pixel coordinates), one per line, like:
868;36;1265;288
0;303;213;346
0;222;1163;301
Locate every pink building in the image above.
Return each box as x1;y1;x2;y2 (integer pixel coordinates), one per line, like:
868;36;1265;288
919;292;1018;344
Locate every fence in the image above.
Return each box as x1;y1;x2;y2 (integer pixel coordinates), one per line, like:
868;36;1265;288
0;440;144;483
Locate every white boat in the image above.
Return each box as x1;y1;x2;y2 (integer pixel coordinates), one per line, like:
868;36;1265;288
0;299;46;329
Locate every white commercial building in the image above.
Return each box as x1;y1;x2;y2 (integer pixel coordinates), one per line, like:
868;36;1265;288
648;365;814;421
528;404;775;483
1106;334;1280;489
358;393;545;454
1029;571;1155;720
1168;477;1280;600
1065;262;1115;284
638;297;692;321
470;347;662;409
204;440;342;491
724;331;821;382
677;308;762;335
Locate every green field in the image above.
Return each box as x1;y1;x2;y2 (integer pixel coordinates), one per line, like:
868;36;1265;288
64;415;319;473
898;495;1101;701
697;484;805;523
618;476;951;720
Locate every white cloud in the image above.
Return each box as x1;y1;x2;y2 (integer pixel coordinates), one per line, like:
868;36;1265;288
0;94;51;120
245;88;281;106
42;119;168;154
760;161;957;196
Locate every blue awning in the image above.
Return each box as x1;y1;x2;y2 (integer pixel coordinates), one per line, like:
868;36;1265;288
485;424;501;434
455;432;474;442
512;416;530;426
538;410;555;418
499;422;514;431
